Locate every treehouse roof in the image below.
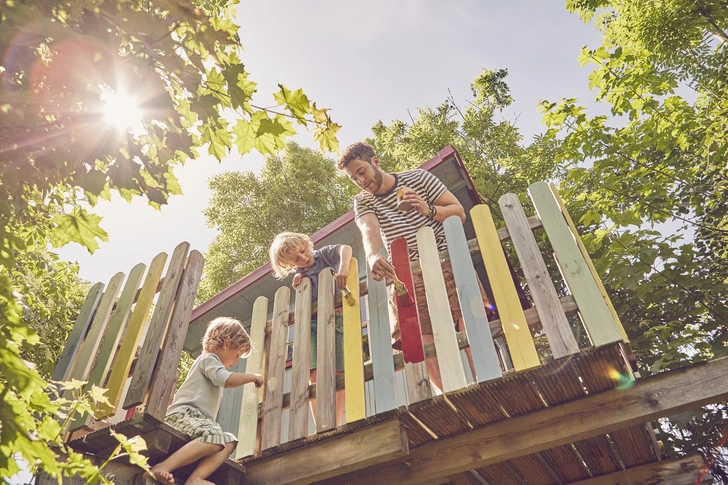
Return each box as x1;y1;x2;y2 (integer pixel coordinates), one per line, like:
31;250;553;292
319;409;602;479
185;145;480;355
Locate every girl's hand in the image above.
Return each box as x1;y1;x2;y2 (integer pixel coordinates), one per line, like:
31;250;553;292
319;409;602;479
292;273;302;288
334;268;349;291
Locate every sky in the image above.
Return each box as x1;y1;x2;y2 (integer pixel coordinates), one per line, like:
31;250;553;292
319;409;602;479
55;1;605;285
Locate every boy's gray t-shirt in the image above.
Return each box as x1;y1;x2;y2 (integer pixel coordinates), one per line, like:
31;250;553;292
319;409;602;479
166;353;232;420
297;244;340;302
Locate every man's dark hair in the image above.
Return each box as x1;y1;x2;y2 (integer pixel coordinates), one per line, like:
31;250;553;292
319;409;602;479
337;141;376;170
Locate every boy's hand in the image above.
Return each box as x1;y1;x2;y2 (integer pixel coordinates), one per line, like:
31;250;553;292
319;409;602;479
251;374;264;387
292;273;302;288
334;269;349;291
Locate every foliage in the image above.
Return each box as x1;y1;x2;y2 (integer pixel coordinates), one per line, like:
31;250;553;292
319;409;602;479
0;0;339;478
543;0;728;479
8;246;90;380
369;68;564;223
198;142;357;301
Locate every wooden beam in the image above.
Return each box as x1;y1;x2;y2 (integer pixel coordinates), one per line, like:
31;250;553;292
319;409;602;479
316;357;728;485
569;453;712;485
242;419;409;485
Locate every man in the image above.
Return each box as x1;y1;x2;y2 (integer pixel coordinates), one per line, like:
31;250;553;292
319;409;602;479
338;142;494;391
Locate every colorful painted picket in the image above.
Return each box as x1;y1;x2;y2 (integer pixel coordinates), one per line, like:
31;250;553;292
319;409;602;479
416;226;468;393
342;258;366;423
367;263;398;413
443;216;502;382
528;182;623;347
470;204;540;372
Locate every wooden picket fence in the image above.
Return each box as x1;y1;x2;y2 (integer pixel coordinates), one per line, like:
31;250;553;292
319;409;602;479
235;181;632;460
53;181;633;481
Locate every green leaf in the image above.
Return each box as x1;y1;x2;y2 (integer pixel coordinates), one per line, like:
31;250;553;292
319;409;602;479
273;84;310;123
50;210;109;253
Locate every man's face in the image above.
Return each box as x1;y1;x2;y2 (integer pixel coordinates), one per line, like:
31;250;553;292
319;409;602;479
344;158;383;194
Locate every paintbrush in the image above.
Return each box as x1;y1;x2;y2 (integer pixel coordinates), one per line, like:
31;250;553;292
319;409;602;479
393;275;415;307
342;286;357;306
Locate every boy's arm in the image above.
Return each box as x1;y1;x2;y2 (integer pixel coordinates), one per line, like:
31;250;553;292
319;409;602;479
225;372;263;389
335;245;353;290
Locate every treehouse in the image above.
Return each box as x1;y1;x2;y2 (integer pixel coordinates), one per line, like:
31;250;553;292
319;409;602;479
40;146;724;485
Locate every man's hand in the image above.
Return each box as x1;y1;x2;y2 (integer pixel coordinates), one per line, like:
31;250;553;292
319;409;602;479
368;254;396;282
334;268;349;291
401;188;430;216
292;273;303;288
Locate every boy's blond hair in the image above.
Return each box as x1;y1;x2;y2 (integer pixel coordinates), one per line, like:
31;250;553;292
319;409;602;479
269;232;313;279
202;317;252;355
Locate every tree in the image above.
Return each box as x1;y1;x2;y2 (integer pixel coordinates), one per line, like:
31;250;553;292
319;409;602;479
198;142;357;302
0;0;340;480
540;1;728;479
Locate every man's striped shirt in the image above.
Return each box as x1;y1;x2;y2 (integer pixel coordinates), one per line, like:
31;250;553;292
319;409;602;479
354;169;448;261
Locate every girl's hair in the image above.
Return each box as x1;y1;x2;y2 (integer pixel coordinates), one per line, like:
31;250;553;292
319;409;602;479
202;317;252;355
269;231;313;279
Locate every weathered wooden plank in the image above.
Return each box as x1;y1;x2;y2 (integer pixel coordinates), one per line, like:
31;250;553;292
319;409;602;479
471;204;540;372
316;269;336;433
342;258;366;423
98;252;167;418
528;182;623;347
569;453;712;484
289;277;312;441
63;272;125;400
391;237;425;364
51;282;105;383
499;193;579;359
318;356;728;485
71;263;146;430
443;215;501;382
125;242;189;408
403;361;432;405
261;286;290;450
548;182;629;343
367;262;397;413
145;250;205;421
410;215;544;275
236;296;268;459
242;419;408;485
416;226;467;393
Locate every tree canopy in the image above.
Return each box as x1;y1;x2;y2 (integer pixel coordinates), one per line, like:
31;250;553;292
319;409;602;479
0;0;340;479
542;0;728;478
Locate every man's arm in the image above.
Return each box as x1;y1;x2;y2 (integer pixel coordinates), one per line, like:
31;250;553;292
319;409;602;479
355;213;396;281
431;189;465;223
401;187;465;223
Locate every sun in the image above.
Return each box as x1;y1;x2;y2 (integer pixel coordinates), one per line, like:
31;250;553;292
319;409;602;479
99;88;143;134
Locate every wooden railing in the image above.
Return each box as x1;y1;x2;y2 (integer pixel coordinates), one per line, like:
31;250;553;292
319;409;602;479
235;181;631;459
52;181;630;472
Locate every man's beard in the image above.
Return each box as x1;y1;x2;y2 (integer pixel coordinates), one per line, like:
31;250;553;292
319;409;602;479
369;169;383;194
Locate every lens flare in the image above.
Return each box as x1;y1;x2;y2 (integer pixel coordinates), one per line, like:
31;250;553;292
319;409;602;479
607;366;634;390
